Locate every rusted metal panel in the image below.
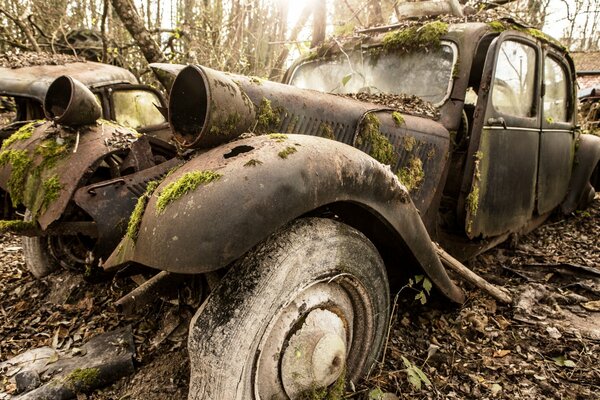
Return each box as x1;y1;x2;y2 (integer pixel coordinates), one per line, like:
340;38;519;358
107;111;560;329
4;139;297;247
73;157;183;256
169;65;450;216
0;62;138;102
104;134;464;304
0;121;140;229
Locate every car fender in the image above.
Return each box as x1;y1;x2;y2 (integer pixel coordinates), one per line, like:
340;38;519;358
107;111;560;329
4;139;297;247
106;134;465;303
0;120;140;229
561;133;600;214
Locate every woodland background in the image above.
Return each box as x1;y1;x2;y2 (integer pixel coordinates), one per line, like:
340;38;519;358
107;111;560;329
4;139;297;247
0;0;599;86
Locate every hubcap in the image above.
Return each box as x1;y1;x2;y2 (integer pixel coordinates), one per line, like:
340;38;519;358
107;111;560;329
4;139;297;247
281;309;347;397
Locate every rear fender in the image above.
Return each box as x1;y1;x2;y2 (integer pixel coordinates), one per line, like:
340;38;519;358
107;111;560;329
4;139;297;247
0;120;140;228
561;133;600;214
106;134;464;303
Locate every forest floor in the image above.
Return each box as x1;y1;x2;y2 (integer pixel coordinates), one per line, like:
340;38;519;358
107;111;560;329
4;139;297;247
1;195;599;399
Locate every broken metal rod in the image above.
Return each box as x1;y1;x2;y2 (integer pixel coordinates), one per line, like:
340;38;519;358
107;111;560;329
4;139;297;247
434;243;513;305
115;271;187;314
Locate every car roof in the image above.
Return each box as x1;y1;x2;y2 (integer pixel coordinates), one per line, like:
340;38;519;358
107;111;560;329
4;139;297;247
0;61;138;102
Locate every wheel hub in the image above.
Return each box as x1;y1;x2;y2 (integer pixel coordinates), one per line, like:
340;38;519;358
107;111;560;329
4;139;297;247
281;309;347;397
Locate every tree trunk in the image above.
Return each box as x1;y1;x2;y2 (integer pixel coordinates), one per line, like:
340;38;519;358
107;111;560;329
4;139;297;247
367;0;383;27
109;0;170;88
311;0;326;48
268;4;312;81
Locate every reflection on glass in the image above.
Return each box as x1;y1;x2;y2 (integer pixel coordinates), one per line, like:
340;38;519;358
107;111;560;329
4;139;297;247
543;57;568;122
113;90;166;129
290;45;455;104
492;40;536;117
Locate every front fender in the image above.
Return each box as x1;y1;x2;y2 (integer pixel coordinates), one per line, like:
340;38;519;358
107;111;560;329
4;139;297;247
561;133;600;214
106;134;464;303
0;120;139;228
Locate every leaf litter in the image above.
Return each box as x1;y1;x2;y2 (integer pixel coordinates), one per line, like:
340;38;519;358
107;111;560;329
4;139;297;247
1;195;599;399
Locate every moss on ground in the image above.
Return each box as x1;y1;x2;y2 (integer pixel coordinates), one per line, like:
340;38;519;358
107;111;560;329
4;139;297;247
356;113;397;166
156;171;221;214
65;367;100;393
397;157;425;192
127;180;160;241
383;21;449;52
0;220;36;234
278;146;297;159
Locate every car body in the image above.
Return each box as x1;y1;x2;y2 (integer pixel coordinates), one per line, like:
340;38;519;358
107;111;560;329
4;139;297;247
1;16;599;400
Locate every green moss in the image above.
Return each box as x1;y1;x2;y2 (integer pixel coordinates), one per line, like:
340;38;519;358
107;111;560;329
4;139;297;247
383;21;448;52
34;137;72;170
356;113;397;165
41;175;62;211
0;149;33;207
269;133;288;142
1;121;40;150
297;370;345;400
319;123;335;140
402;136;416;152
244;159;263;167
466;151;483;234
278;146;297;159
0;220;36;234
487;21;507;33
427;147;436;160
249;76;264;85
209;112;242;136
156;171;221;214
397;157;424;192
256;98;281;133
392;112;405;126
126;180;160;241
546;116;555;124
65;367;100;393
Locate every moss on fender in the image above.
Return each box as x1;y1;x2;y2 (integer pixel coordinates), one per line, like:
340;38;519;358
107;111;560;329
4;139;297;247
278;146;297;159
0;149;33;207
127;180;160;241
1;120;43;150
156;171;222;215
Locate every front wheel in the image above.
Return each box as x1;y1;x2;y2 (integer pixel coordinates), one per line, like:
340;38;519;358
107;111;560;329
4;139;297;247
187;218;390;400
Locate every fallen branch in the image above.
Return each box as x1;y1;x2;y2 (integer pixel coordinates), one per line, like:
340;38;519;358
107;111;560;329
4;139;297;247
435;243;513;304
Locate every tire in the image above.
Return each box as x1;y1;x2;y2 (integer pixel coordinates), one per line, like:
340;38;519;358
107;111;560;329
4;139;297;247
22;210;93;278
22;210;58;278
187;218;390;400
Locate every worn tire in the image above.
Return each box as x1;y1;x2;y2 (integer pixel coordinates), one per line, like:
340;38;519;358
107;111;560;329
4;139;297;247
187;218;390;400
22;210;58;278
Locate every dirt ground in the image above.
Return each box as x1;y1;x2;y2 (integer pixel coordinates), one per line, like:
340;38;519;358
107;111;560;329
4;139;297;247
1;196;599;399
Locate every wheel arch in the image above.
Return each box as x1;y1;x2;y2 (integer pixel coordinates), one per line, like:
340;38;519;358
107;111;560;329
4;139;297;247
105;134;464;303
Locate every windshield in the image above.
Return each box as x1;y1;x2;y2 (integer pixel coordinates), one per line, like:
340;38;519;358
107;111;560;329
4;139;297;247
289;43;456;105
112;89;166;129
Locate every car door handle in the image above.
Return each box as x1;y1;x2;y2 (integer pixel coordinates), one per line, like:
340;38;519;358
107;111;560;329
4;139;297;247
487;117;507;129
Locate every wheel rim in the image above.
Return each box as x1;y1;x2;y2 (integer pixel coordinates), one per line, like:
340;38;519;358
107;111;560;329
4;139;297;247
253;274;376;399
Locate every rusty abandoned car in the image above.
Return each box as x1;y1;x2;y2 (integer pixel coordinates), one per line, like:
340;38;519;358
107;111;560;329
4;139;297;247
1;16;600;399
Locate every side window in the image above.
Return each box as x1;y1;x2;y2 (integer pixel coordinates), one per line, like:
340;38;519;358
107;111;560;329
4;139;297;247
543;57;569;122
491;40;537;118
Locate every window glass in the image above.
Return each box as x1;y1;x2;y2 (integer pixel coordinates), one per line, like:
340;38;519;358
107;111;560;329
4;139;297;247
112;90;165;129
491;41;537;117
290;44;456;105
543;57;568;122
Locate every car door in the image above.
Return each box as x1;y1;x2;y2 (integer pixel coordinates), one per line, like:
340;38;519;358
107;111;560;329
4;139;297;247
537;51;576;215
460;32;541;239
